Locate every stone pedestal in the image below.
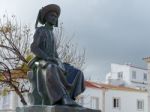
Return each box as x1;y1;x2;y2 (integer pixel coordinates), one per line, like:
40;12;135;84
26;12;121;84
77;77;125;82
16;105;101;112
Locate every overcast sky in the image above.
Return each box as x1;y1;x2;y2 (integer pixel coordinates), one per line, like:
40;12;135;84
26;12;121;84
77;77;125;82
0;0;150;81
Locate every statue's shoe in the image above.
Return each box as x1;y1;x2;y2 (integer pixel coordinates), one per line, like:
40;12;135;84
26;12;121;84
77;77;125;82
61;96;81;107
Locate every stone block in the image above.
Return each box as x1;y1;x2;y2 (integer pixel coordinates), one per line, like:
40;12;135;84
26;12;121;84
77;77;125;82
16;105;101;112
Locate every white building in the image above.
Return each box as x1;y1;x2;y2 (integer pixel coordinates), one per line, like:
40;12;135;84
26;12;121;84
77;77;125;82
0;79;29;112
78;81;148;112
0;91;23;112
106;63;148;90
104;61;150;112
143;57;150;112
144;57;150;92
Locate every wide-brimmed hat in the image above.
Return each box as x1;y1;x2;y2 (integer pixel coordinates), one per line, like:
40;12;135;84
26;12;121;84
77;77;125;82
39;4;61;24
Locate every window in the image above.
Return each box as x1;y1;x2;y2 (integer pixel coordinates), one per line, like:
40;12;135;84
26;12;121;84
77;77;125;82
113;98;120;109
118;72;123;79
143;73;147;81
137;100;144;110
91;97;99;109
132;71;136;79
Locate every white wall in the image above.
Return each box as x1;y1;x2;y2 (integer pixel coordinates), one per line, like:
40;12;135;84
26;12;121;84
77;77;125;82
111;64;130;83
105;90;148;112
144;59;150;112
77;88;103;111
107;63;148;90
0;92;16;112
129;67;148;84
128;67;148;91
80;87;148;112
0;90;28;112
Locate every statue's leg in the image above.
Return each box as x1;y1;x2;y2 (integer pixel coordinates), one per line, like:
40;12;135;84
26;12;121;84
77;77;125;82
69;71;85;99
45;64;80;106
37;66;51;105
44;64;66;104
27;69;42;105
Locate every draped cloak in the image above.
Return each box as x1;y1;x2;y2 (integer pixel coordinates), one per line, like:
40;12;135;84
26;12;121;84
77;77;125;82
30;26;85;105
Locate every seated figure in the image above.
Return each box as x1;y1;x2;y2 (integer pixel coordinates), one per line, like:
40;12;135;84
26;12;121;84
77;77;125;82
27;4;85;106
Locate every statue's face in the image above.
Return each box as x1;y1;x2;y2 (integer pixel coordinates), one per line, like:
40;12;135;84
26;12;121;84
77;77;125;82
45;12;58;25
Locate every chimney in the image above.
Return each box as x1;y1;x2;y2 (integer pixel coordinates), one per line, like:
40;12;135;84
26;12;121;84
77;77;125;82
143;57;150;71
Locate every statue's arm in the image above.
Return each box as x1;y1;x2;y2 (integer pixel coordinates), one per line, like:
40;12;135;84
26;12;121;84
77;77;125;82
31;28;49;60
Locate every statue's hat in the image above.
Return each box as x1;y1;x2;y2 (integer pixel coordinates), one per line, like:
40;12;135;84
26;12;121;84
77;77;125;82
39;4;61;24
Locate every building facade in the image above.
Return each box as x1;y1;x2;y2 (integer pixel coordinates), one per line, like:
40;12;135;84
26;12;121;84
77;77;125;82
78;81;148;112
0;91;19;112
105;63;150;112
0;79;29;112
106;63;148;90
143;57;150;112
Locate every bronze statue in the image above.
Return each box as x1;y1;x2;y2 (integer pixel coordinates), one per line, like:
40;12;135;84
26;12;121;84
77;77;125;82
28;4;85;106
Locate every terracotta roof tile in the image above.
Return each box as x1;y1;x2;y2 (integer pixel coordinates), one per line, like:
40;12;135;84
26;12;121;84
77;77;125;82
85;81;146;92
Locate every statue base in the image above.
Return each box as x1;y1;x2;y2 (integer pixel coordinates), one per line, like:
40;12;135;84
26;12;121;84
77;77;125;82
16;105;101;112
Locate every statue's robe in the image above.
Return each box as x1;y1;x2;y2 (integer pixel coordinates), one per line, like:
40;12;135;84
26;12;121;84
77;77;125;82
63;63;85;99
30;26;85;105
